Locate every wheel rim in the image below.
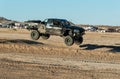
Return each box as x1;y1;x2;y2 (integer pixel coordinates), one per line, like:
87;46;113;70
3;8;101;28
31;31;40;40
32;32;35;37
32;32;37;38
66;38;71;43
65;36;74;46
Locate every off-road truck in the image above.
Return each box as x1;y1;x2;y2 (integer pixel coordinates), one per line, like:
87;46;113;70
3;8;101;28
27;18;85;46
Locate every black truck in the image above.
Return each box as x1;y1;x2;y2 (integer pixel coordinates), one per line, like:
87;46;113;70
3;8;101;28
27;18;85;46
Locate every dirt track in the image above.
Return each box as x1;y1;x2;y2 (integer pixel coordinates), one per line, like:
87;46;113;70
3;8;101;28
0;28;120;79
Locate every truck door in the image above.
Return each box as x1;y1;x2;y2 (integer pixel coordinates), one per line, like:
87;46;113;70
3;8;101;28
52;19;62;35
46;19;62;35
46;19;54;34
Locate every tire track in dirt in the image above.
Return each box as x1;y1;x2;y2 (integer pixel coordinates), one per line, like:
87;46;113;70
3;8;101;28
0;38;120;64
1;59;119;79
0;53;120;79
0;53;120;70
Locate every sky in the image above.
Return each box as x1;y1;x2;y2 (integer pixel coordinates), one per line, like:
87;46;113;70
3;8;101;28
0;0;120;26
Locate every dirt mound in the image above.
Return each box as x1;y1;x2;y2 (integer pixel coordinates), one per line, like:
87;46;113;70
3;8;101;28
0;39;43;45
0;28;30;34
0;38;120;64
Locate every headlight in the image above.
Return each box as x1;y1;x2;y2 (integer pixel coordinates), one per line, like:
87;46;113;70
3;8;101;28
74;29;79;33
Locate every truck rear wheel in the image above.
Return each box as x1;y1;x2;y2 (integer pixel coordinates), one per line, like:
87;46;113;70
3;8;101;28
31;30;40;40
64;36;74;46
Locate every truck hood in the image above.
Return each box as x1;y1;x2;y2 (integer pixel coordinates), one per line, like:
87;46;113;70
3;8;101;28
71;25;85;33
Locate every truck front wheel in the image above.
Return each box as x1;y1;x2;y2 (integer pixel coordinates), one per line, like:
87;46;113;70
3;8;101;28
64;36;74;46
31;30;40;40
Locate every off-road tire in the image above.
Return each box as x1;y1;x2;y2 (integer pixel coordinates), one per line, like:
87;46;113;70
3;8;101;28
75;37;83;45
41;34;50;40
31;30;40;40
64;36;74;46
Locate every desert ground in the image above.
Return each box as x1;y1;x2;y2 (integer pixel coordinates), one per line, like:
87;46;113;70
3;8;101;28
0;28;120;79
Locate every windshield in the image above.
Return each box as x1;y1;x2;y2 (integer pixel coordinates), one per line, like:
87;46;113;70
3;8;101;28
69;21;75;26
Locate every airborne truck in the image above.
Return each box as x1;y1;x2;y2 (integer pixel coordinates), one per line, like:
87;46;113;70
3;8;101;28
27;18;85;46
